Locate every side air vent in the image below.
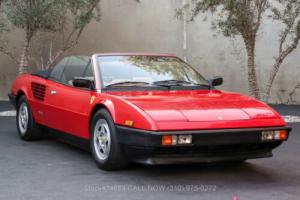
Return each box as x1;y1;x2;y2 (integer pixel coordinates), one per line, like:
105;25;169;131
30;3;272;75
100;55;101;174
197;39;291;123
31;82;46;101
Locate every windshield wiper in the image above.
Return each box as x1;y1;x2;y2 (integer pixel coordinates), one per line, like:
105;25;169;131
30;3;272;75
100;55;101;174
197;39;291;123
105;81;150;88
153;80;194;85
151;80;194;90
153;80;209;87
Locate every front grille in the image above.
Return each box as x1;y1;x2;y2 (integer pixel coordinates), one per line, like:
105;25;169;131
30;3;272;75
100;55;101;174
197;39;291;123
31;82;46;101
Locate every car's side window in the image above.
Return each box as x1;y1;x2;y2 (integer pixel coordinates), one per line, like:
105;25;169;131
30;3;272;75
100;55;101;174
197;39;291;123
49;58;69;82
60;56;92;86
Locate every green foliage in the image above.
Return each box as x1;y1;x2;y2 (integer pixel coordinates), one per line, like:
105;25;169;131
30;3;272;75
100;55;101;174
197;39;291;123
66;0;101;29
178;0;269;38
178;0;300;42
271;0;300;41
4;0;63;34
0;0;101;71
2;0;101;37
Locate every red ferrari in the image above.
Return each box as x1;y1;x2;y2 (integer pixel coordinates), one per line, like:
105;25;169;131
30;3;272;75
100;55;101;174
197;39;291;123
9;53;291;170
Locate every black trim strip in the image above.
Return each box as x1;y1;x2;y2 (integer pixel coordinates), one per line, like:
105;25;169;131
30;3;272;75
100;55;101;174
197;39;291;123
115;125;290;148
40;125;90;151
116;125;292;135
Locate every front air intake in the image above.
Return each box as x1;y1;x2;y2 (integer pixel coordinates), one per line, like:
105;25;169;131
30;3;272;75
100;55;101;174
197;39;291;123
31;82;46;101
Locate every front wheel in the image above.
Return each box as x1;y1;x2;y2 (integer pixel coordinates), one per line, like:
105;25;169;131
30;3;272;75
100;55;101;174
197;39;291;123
16;95;43;140
90;109;128;170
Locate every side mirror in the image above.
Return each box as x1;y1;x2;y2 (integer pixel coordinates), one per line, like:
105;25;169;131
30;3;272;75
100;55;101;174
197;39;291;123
209;76;223;88
73;77;94;89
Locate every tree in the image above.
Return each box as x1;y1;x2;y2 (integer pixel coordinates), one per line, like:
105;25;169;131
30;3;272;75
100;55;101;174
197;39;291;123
263;0;300;102
0;0;100;74
38;0;101;69
177;0;268;100
177;0;300;102
0;0;14;61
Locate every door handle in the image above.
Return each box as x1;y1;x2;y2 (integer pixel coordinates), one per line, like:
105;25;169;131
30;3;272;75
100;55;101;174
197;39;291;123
50;90;57;95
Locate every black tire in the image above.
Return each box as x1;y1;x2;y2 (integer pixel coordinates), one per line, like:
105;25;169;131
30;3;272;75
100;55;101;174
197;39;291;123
90;109;129;170
16;95;43;140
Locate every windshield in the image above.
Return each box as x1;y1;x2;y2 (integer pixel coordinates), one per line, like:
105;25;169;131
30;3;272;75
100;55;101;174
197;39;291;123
97;55;208;88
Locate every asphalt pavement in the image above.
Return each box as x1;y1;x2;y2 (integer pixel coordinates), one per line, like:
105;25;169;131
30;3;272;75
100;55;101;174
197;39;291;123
0;101;299;200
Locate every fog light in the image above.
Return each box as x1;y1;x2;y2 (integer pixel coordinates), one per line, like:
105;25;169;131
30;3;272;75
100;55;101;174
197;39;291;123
178;135;192;144
261;131;274;141
162;135;177;146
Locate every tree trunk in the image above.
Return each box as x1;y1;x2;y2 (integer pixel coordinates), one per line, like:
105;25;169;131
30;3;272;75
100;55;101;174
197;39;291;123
18;33;32;74
263;58;282;102
246;43;260;100
263;40;298;102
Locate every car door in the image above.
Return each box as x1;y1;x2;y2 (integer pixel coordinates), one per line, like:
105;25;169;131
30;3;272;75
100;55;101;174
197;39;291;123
31;58;68;127
45;56;95;139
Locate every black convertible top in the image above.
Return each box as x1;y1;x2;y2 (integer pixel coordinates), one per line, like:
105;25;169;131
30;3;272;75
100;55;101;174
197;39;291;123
31;69;52;79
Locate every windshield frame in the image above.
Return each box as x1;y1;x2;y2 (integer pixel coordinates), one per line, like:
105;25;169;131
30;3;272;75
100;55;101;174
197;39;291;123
95;54;209;91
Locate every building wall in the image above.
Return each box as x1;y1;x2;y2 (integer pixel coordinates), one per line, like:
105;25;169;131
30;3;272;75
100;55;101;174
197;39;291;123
0;0;299;103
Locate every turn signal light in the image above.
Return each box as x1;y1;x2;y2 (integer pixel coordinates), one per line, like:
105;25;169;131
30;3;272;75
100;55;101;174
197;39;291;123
124;120;134;127
279;130;288;140
162;135;177;146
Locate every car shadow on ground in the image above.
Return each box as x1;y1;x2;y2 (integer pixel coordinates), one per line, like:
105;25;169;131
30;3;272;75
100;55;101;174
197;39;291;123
49;135;288;187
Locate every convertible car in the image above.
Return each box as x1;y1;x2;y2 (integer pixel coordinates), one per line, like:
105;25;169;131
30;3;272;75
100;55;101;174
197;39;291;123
9;53;291;170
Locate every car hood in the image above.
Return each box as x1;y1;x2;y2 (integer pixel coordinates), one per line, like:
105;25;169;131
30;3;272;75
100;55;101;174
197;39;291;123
106;90;282;122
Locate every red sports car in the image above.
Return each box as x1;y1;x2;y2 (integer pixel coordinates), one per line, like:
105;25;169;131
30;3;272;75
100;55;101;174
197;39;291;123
9;53;291;170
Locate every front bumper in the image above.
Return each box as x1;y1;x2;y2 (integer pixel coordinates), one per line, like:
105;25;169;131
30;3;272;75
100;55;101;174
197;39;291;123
116;126;291;164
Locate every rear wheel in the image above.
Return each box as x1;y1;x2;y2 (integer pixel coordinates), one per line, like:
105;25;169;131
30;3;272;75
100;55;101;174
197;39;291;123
16;95;43;140
90;109;128;170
